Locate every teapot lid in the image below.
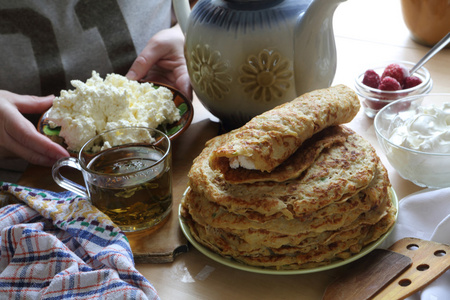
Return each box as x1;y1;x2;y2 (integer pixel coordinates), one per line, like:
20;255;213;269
223;0;284;9
225;0;278;2
224;0;284;5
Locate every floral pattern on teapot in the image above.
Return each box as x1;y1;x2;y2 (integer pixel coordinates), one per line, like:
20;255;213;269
239;49;293;103
189;44;232;101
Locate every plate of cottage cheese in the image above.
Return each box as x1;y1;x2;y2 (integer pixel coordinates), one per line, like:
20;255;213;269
38;71;193;154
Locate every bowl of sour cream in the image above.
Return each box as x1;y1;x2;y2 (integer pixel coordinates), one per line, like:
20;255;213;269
374;93;450;188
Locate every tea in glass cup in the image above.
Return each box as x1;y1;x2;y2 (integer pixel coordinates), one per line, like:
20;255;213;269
52;127;172;232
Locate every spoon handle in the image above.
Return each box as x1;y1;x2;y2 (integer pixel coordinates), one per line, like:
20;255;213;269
410;32;450;75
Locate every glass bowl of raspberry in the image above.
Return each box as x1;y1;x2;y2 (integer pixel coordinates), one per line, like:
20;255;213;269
354;61;432;118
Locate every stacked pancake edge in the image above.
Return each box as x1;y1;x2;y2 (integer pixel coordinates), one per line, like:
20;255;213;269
181;85;396;270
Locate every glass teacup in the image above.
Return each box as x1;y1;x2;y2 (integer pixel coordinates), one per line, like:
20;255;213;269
52;127;172;233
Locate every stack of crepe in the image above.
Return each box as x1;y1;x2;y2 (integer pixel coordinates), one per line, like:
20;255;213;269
181;85;396;270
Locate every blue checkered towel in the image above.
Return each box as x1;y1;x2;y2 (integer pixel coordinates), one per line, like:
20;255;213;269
0;182;159;299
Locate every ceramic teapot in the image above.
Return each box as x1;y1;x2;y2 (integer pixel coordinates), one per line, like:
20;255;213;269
174;0;345;129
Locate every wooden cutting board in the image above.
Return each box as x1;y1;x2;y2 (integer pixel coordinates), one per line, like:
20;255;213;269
323;237;450;300
322;248;412;300
126;211;189;263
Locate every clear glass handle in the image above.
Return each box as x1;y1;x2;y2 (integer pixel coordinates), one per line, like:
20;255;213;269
52;157;88;198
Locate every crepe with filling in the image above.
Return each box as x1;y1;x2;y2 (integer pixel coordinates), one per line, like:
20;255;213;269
190;126;378;218
212;125;348;184
210;84;360;173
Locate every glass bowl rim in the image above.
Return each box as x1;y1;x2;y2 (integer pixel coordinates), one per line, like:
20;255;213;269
354;60;432;96
374;93;450;157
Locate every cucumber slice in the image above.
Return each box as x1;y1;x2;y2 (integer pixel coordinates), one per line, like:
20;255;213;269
43;125;61;136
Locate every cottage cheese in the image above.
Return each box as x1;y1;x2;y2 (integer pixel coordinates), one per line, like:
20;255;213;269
48;71;181;151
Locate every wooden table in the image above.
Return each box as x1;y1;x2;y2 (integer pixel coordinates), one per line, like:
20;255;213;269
17;0;450;299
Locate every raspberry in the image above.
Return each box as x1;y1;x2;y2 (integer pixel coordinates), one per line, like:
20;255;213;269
403;76;423;89
381;63;409;85
378;76;402;91
362;69;380;88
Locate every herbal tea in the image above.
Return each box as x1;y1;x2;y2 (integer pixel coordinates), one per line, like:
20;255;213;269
86;145;172;232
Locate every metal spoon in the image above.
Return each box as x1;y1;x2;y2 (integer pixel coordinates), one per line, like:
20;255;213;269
410;32;450;75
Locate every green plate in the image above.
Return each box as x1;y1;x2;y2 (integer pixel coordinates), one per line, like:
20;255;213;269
178;187;399;275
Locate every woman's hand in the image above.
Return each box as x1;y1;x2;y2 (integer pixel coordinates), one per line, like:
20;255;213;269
126;25;192;100
0;90;69;166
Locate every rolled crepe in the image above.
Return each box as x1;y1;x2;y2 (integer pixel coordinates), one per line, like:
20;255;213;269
210;84;360;172
212;126;350;184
